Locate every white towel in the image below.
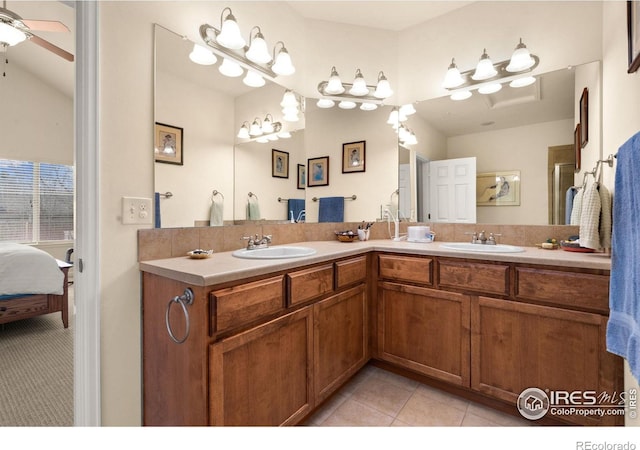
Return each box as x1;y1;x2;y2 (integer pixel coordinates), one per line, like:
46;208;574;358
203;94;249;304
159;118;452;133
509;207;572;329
210;201;223;227
247;201;260;220
579;181;602;250
570;188;583;225
599;183;612;250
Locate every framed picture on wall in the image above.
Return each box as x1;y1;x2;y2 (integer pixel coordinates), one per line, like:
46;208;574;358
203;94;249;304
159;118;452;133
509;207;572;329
579;88;588;148
272;149;289;179
342;140;366;173
574;123;582;172
307;156;329;187
154;122;183;165
297;164;306;189
628;0;640;73
476;171;521;206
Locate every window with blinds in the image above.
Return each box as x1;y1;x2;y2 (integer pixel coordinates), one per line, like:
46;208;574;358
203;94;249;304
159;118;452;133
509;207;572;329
0;159;74;243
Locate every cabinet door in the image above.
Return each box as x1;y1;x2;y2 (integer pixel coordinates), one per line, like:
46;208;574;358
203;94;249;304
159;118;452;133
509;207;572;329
471;296;623;426
314;284;368;403
209;307;313;426
377;281;470;386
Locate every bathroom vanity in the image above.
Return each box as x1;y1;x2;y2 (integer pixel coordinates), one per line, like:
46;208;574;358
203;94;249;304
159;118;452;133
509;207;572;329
139;240;622;426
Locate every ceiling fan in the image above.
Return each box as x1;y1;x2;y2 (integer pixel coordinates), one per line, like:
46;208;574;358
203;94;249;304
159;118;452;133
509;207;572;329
0;0;73;62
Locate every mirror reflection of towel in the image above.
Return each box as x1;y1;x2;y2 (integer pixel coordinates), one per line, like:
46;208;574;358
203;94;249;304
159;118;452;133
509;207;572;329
319;197;344;222
247;200;260;220
288;199;305;221
210;201;223;226
154;192;161;228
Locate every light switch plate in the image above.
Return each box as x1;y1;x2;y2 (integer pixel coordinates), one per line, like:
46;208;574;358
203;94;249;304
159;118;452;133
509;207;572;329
122;197;153;225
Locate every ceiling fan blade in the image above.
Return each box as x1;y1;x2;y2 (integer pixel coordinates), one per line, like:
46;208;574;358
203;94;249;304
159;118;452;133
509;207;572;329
29;34;74;62
22;19;69;33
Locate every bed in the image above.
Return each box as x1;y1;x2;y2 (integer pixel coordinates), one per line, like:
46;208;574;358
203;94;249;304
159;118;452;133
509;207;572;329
0;243;71;328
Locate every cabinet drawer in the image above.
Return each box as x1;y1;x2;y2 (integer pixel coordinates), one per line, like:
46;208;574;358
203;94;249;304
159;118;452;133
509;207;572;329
438;259;509;296
287;264;334;306
335;256;367;289
515;267;609;313
378;254;432;285
0;295;49;323
210;275;284;334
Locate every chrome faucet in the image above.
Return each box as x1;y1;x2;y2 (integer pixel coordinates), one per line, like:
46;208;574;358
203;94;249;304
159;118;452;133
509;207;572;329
296;210;305;223
241;234;272;250
466;230;501;245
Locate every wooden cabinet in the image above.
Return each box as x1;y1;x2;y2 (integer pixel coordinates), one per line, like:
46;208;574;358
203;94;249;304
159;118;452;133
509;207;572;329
471;295;621;426
209;307;314;426
438;258;510;297
314;284;368;403
378;254;433;285
287;264;333;307
377;281;470;386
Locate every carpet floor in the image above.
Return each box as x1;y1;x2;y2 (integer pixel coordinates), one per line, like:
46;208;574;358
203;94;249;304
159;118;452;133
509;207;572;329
0;308;73;426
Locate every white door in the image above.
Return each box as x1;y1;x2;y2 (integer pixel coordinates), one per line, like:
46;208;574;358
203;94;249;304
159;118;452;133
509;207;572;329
428;157;476;223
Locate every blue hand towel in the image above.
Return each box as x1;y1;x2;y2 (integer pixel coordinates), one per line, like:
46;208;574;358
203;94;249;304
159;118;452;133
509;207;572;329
565;186;577;225
319;197;344;223
154;192;161;228
607;131;640;381
288;199;305;222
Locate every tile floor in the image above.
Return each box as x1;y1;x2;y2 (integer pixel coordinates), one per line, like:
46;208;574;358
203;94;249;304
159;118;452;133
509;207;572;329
304;363;531;427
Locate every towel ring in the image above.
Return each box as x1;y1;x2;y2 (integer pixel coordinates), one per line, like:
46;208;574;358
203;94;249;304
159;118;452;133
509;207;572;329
211;190;224;201
248;192;259;200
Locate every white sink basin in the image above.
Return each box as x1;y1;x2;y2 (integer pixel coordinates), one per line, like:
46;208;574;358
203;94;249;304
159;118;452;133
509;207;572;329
232;245;317;259
439;242;525;253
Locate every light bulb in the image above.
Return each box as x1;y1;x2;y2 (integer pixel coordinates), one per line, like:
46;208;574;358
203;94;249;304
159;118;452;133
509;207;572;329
478;83;502;94
189;44;217;65
261;115;274;134
256;136;269;143
245;28;272;64
216;9;246;50
349;69;369;96
278;131;292;138
243;70;265;87
219;58;243;77
374;72;393;98
338;101;357;109
506;38;535;72
280;90;299;108
442;58;465;89
0;23;27;46
317;99;335;108
400;104;416;116
472;49;497;81
360;103;378;111
271;43;295;76
249;119;262;136
510;76;536;88
450;90;472;101
324;66;345;95
237;124;250;139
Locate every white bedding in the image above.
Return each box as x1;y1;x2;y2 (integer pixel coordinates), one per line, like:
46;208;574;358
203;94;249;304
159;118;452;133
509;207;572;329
0;243;64;296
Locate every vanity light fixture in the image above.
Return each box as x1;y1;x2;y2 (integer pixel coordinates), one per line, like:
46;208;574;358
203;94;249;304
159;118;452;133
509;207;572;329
317;67;393;109
443;38;539;101
237;119;283;143
197;7;295;82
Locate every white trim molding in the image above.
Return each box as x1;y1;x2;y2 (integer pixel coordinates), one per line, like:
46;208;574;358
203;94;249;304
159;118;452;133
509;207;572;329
74;0;101;426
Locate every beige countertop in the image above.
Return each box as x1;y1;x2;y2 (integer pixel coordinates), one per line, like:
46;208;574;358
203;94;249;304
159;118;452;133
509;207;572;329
139;239;611;287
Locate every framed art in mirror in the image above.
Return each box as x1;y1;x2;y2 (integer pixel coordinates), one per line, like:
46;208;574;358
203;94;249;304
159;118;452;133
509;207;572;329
272;149;289;179
154;122;183;165
308;156;329;187
628;0;640;73
579;88;588;148
574;123;582;172
297;164;306;189
477;171;521;206
342;140;366;173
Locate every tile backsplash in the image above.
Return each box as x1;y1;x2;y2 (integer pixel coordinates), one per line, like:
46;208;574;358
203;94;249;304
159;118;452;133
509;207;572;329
138;222;580;261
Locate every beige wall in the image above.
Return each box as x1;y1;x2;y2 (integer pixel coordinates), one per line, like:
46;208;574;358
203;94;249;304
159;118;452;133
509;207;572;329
96;1;639;426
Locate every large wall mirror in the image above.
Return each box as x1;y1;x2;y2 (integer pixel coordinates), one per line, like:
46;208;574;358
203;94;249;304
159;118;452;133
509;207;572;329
154;24;401;226
401;61;600;225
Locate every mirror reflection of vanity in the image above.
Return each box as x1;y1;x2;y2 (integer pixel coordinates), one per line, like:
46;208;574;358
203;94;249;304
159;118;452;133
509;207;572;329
154;20;601;228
